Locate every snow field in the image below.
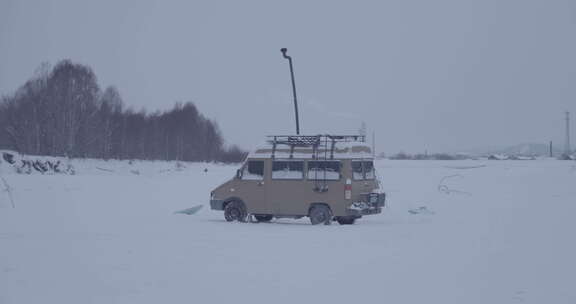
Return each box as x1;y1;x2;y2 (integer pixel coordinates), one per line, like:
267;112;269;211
1;159;575;303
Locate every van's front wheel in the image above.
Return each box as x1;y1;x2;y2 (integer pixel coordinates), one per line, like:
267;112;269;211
224;200;247;222
309;205;332;225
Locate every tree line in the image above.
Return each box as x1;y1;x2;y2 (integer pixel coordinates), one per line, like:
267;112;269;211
0;60;246;162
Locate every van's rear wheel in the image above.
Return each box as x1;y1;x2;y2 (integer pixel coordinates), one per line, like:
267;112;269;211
309;205;332;225
254;215;273;222
336;216;356;225
224;201;247;222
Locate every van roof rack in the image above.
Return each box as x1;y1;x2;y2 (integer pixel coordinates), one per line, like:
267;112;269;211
266;134;366;160
267;134;365;147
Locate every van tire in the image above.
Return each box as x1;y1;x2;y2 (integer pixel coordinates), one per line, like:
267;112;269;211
224;200;247;222
254;215;273;222
309;205;332;225
336;216;356;225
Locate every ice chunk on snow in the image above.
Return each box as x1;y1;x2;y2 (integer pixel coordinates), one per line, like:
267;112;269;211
408;206;435;215
174;205;203;215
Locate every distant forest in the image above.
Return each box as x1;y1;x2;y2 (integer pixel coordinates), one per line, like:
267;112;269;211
0;60;246;162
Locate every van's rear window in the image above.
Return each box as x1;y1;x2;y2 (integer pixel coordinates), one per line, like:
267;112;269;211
364;161;375;179
352;161;375;180
307;161;341;180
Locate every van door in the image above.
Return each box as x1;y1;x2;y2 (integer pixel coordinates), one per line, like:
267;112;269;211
236;160;269;214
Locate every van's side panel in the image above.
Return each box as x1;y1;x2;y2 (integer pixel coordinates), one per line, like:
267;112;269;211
265;159;351;216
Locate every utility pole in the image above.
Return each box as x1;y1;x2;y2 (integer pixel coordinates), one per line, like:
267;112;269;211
565;111;571;156
372;131;376;158
359;122;367;137
281;48;300;135
549;141;553;158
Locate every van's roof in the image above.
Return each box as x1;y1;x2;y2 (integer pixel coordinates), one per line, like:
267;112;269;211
248;135;373;159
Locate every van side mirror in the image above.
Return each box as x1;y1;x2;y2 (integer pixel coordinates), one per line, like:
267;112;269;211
236;169;242;179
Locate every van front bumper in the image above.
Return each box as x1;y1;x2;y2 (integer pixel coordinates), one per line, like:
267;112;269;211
210;199;225;210
346;192;386;216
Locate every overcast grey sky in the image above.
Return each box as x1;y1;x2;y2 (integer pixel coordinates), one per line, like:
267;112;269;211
1;0;575;154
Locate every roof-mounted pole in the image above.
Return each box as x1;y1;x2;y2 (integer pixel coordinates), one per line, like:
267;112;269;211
281;48;300;135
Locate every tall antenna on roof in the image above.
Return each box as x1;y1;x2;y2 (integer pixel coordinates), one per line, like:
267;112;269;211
281;48;300;135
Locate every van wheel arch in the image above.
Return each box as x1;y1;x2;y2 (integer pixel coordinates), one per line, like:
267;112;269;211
308;202;331;213
222;197;244;210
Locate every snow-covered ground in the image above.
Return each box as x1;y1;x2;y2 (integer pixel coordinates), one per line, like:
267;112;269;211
1;158;575;303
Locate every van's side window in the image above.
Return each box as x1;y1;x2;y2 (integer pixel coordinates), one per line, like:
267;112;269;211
307;161;341;180
242;160;264;180
272;160;304;180
352;161;375;180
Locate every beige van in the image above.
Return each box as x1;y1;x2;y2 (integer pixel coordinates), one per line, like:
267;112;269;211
210;135;386;225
